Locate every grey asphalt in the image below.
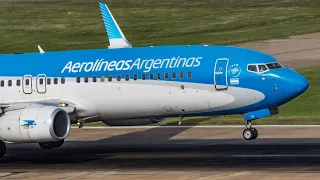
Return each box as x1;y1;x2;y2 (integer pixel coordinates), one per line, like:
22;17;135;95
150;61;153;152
1;127;320;179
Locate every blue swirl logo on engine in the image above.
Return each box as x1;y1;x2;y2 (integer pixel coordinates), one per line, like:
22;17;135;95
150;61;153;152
21;120;37;128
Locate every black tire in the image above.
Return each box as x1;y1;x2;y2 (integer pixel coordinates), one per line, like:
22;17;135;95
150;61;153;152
0;141;6;159
251;128;258;139
243;129;254;140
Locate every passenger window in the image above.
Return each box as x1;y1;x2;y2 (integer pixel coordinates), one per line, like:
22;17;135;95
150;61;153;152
61;77;65;84
258;65;268;73
93;76;97;82
117;75;121;81
76;77;80;83
150;73;154;80
84;76;88;83
267;62;283;69
125;74;130;81
39;79;43;85
8;80;12;86
16;79;21;86
142;74;146;80
157;73;161;80
133;74;138;80
248;65;258;73
0;80;4;87
47;78;51;85
172;72;176;79
54;78;58;84
25;79;29;86
108;75;112;82
101;76;105;82
164;72;168;79
188;72;192;78
180;72;184;79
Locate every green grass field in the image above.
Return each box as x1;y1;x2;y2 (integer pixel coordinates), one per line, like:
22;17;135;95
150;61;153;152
1;0;320;125
0;0;320;53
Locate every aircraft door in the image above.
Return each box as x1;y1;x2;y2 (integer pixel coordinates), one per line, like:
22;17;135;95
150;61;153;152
36;74;46;93
22;75;33;94
214;58;229;90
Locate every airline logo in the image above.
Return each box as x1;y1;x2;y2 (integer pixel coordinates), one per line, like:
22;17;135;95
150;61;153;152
228;64;241;78
21;120;37;129
61;56;202;73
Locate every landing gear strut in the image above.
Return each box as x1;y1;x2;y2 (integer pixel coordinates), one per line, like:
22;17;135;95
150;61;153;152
243;120;258;140
178;115;183;125
39;139;64;150
0;140;6;159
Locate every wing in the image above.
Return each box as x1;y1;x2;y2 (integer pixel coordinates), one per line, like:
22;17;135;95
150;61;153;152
0;99;76;114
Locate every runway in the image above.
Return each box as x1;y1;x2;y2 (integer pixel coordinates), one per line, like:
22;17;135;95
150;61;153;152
2;126;320;179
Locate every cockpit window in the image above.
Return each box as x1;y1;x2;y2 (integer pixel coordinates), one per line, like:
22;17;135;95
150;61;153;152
248;65;258;72
258;65;268;73
266;62;283;69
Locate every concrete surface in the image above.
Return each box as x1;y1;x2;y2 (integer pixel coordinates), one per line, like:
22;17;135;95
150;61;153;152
2;127;320;179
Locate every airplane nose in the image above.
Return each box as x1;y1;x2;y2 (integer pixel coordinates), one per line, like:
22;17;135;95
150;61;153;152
294;74;309;95
285;70;309;98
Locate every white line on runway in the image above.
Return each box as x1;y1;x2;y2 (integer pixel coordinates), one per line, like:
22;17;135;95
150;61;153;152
233;154;320;158
71;125;320;129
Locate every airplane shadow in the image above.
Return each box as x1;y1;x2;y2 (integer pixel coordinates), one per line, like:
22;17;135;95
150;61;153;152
2;125;320;171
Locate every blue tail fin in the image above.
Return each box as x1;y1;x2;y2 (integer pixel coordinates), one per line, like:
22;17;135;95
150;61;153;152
99;2;132;48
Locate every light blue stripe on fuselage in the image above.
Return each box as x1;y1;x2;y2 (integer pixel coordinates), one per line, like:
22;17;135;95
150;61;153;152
0;45;279;100
1;45;275;79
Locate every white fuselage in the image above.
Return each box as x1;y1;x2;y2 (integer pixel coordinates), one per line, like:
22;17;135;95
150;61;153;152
0;76;264;120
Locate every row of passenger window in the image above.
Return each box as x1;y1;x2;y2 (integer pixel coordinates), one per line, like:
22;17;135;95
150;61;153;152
76;72;193;83
0;77;65;87
0;72;193;87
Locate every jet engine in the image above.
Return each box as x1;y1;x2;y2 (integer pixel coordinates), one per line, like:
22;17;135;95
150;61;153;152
0;106;70;143
102;117;164;126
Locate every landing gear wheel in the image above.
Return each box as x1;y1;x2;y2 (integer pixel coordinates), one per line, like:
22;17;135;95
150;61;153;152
0;140;6;159
251;128;258;139
243;128;259;140
243;129;254;140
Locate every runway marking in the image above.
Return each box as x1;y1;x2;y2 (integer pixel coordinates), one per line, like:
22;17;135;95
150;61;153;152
72;125;320;129
232;154;320;158
96;153;320;159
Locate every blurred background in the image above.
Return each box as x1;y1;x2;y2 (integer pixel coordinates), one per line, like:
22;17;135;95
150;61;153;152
1;0;320;125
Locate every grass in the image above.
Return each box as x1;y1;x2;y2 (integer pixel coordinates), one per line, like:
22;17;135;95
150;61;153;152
1;0;320;125
0;0;320;53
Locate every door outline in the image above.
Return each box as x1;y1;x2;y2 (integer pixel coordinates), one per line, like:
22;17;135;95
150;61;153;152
214;58;229;90
36;74;47;94
22;75;33;94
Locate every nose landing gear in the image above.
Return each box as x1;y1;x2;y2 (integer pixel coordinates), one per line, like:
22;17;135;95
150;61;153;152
243;120;258;140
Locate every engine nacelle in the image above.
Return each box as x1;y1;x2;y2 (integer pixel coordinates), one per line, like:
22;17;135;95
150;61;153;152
0;106;70;143
102;117;164;126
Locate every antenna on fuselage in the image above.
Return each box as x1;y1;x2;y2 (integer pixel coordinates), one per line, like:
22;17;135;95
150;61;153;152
37;45;45;54
99;2;132;49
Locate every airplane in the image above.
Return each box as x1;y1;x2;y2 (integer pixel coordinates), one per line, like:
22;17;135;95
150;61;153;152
0;2;309;159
